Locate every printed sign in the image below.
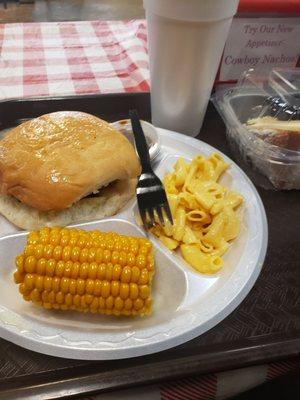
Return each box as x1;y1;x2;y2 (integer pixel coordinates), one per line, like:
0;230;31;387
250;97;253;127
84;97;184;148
220;18;300;81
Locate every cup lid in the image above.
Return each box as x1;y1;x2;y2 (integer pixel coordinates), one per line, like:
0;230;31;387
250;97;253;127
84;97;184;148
143;0;239;22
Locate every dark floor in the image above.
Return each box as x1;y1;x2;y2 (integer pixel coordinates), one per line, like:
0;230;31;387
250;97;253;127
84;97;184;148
0;0;144;23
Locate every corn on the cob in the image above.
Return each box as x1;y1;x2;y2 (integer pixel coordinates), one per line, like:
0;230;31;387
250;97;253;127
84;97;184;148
14;227;155;316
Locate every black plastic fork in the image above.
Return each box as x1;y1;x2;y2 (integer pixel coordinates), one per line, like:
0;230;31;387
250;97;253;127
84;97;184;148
129;109;173;230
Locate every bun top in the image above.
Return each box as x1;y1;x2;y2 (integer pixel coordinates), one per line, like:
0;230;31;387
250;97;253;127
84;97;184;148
0;111;140;211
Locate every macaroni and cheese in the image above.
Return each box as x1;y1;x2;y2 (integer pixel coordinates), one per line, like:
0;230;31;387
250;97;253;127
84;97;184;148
150;154;243;274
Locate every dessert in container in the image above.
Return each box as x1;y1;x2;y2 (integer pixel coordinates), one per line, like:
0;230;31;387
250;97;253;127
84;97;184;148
213;68;300;190
110;119;160;161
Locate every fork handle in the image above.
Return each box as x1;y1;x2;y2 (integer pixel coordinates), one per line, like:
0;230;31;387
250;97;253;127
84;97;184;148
129;109;152;172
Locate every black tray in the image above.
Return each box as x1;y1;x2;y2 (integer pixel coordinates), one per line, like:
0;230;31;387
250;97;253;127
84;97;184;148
0;93;299;400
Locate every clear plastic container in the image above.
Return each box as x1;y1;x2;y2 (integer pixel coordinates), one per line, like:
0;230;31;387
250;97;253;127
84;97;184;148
213;68;300;190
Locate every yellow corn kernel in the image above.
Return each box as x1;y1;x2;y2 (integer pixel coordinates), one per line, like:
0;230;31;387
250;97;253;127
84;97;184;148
98;297;106;309
73;294;81;307
129;283;139;300
69;279;77;295
62;246;71;261
79;248;89;263
15;255;24;272
84;294;93;305
24;245;34;257
95;248;103;263
34;244;44;259
106;240;114;251
102;249;111;263
56;292;64;304
147;255;155;271
86;279;95;295
105;263;113;281
79;262;89;279
13;271;23;284
70;246;80;262
43;244;54;259
134;298;144;310
61;277;70;294
55;260;65;277
63;260;73;278
77;279;85;295
118;252;127;266
138;269;149;285
130;243;139;255
65;293;73;307
42;291;49;302
36;258;46;275
35;275;44;291
145;298;152;309
101;281;110;298
106;296;114;310
30;288;41;302
24;274;35;290
27;232;39;245
24;256;36;273
90;297;99;311
93;280;102;296
111;281;120;297
88;262;98;279
44;276;52;291
87;248;96;263
139;285;150;299
97;263;106;280
52;277;61;292
69;237;78;248
23;295;31;302
112;264;122;280
48;290;56;304
14;227;154;317
120;283;129;300
77;236;87;249
120;266;131;283
111;251;119;264
19;283;28;295
131;266;140;283
85;239;93;249
60;235;70;247
71;262;80;279
124;298;133;310
46;259;56;277
53;246;62;260
115;297;124;311
136;254;147;268
126;253;135;266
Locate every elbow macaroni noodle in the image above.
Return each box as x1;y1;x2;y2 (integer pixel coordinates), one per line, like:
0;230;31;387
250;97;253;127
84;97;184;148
150;154;243;274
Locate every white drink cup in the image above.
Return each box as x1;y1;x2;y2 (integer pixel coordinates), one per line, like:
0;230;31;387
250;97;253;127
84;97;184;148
144;0;239;136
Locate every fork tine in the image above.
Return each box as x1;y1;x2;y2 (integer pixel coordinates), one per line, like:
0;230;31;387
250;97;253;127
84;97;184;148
139;208;148;231
162;202;174;225
147;208;155;228
155;206;165;226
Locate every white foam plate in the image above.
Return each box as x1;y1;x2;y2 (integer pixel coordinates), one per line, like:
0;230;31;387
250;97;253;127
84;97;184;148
0;128;268;360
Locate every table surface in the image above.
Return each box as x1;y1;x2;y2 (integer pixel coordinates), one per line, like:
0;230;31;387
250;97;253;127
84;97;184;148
0;93;299;400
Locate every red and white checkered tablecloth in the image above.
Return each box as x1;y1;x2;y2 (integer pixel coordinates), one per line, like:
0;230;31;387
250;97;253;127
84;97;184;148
0;19;150;100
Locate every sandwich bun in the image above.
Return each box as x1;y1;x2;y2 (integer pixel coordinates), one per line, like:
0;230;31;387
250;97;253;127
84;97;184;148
0;111;140;229
0;179;136;230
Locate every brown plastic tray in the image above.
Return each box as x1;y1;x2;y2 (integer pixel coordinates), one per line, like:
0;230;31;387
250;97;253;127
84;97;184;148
0;92;299;400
